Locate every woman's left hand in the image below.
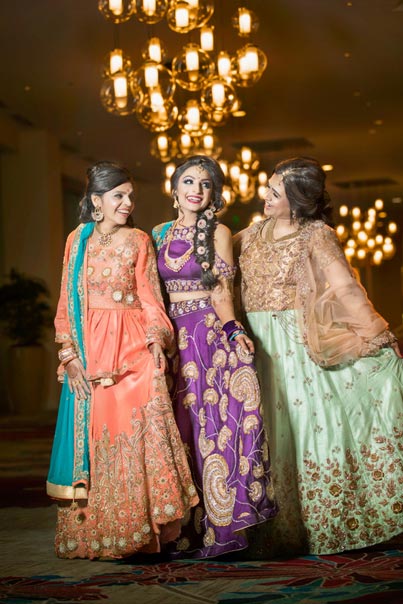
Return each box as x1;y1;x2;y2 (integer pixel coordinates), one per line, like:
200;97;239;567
235;333;255;354
392;342;402;358
149;342;167;371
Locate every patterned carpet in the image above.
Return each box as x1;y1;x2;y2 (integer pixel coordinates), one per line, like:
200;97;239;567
1;415;402;604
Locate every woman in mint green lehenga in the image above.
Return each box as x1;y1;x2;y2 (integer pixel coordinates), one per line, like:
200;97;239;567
235;156;403;557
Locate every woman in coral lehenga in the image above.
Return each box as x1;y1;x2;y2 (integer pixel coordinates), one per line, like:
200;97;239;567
47;161;198;559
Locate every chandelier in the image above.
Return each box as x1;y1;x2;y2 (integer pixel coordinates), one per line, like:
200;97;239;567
97;1;268;201
336;199;398;266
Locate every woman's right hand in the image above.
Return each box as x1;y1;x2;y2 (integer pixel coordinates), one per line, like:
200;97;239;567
65;358;91;399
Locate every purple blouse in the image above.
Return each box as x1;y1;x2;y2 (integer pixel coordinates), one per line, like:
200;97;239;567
157;226;235;293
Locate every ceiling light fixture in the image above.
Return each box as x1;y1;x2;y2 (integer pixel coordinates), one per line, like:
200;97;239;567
336;200;397;266
97;1;268;201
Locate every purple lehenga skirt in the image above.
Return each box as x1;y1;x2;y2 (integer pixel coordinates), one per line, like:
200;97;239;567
167;297;277;558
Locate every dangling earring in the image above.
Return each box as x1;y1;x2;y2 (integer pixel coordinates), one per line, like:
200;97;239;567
291;209;297;221
91;206;104;222
173;196;179;209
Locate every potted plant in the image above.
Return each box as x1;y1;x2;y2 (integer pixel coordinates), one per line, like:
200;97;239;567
0;269;53;414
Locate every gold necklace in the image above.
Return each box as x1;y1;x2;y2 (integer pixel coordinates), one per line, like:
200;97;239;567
95;223;121;247
164;221;194;272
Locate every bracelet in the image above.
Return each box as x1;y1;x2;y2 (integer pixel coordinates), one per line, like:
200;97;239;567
58;346;78;365
229;329;246;341
222;319;246;340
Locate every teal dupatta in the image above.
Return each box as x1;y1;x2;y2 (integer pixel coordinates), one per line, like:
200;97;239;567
47;222;94;499
152;221;174;252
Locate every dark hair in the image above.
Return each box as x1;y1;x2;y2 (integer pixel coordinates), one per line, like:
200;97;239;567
171;155;225;289
79;160;135;224
274;157;333;225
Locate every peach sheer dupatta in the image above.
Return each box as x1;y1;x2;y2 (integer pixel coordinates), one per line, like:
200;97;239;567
295;224;395;367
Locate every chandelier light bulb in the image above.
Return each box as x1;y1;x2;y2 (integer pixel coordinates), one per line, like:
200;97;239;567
133;62;175;100
165;162;176;178
202;133;214;150
240;146;252;167
157;134;169;151
357;230;368;243
109;49;123;74
222;187;232;205
143;0;156;15
176;6;190;28
211;82;225;107
219;160;228;176
173;44;214;91
258;184;266;199
356;248;366;260
364;220;373;231
109;0;123;15
239;172;250;195
239;49;258;74
352;220;361;231
388;222;397;234
150;90;164;110
167;0;200;32
180;133;192;149
375;234;383;244
367;207;376;217
351;207;361;218
373;250;383;264
144;38;164;63
99;0;133;22
258;171;268;185
201;77;236;124
367;238;375;248
144;64;159;87
113;77;128;108
239;8;252;35
135;0;167;23
200;26;214;51
374;198;384;210
187;104;200;127
339;205;348;217
229;164;240;181
217;51;232;79
235;44;267;87
232;7;259;37
383;242;395;257
347;239;356;248
336;225;345;237
345;247;355;259
185;48;200;73
163;178;171;195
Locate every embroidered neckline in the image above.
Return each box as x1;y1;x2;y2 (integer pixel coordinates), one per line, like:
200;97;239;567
164;221;194;272
261;218;301;243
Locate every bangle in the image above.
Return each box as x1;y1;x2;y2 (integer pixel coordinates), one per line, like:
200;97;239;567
229;329;246;341
58;346;78;365
222;319;245;340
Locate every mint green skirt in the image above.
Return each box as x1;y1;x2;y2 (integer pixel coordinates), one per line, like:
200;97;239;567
247;309;403;556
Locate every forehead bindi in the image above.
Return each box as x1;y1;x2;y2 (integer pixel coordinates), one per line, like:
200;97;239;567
111;183;133;194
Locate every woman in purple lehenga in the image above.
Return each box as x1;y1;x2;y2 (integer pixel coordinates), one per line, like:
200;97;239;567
152;155;277;559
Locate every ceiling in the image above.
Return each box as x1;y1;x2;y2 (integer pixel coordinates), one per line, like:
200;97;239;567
1;0;403;219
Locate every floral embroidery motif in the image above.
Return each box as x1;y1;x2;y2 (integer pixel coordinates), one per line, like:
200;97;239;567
203;454;236;527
